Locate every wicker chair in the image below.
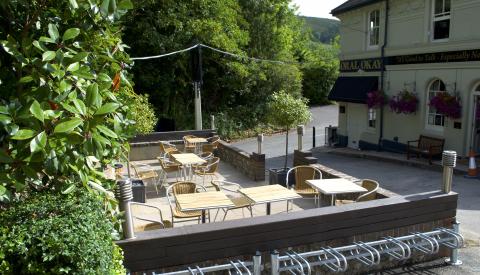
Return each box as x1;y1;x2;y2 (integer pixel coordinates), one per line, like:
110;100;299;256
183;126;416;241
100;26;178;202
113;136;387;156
166;182;208;226
157;157;183;191
199;152;214;160
130;202;172;232
211;180;253;221
159;142;177;159
286;166;323;206
194;157;220;186
131;163;160;194
183;135;198;153
336;179;379;205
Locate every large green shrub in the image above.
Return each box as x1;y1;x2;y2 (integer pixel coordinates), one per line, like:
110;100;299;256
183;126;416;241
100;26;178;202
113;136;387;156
118;87;157;134
0;1;134;203
0;191;125;274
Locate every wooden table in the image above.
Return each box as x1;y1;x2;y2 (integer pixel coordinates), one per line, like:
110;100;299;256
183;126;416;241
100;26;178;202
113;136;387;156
171;153;207;180
239;184;301;215
306;178;367;206
184;137;208;153
175;191;235;223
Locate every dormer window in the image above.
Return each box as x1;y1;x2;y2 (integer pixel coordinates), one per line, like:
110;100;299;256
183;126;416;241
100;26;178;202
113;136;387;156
432;0;450;41
368;10;380;48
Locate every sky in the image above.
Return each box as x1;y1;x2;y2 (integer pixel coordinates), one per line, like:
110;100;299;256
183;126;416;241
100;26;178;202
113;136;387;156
290;0;346;19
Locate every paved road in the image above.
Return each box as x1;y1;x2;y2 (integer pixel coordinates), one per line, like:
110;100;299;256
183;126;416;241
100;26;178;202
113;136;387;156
233;104;338;168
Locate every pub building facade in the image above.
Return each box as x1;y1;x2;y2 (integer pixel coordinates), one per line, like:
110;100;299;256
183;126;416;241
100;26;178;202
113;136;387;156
329;0;480;157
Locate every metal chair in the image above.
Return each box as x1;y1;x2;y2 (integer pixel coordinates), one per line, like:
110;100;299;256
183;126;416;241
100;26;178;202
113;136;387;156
183;135;198;153
166;182;208;226
286;165;322;206
159;141;177;160
157;157;183;191
130;202;172;232
211;180;253;221
336;179;379;205
199;151;214;160
131;163;161;194
194;157;220;186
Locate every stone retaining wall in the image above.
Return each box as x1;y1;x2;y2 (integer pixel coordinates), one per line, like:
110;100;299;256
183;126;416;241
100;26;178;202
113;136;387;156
215;141;265;181
293;150;318;166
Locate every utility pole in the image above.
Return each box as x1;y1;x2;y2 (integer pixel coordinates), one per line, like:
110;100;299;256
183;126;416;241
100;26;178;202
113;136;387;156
192;44;203;130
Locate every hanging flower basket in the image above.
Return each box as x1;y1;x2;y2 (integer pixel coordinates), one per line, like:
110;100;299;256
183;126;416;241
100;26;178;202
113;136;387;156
366;90;386;109
429;92;462;119
389;90;419;114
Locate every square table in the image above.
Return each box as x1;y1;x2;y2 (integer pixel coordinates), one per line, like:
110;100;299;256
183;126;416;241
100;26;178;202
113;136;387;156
171;153;207;180
239;184;301;215
306;178;367;206
175;191;235;223
184;137;208;153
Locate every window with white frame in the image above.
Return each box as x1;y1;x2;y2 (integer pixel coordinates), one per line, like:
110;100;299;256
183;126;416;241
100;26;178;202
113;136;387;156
368;10;380;47
427;79;446;127
432;0;451;40
368;108;376;128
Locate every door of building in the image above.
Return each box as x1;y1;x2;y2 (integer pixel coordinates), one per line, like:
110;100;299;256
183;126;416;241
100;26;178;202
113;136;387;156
472;90;480;153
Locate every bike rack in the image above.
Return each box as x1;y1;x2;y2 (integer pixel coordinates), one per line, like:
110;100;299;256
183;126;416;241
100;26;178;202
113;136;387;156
151;227;463;275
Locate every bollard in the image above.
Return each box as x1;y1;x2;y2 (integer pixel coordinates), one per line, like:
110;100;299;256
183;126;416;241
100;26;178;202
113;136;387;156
312;126;316;148
270;250;279;275
115;179;135;240
445;221;463;266
257;134;264;154
253;251;262;275
441;150;456;193
211;115;215;130
297;125;305;151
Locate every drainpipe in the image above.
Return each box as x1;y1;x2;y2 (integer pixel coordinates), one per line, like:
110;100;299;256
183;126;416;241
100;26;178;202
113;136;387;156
378;0;390;150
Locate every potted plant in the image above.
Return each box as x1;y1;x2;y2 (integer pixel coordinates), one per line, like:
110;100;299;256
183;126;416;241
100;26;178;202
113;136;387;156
389;90;419;114
265;91;311;187
366;90;386;109
429;92;462;119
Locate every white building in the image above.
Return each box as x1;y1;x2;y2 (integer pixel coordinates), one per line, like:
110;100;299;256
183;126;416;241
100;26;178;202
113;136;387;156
329;0;480;157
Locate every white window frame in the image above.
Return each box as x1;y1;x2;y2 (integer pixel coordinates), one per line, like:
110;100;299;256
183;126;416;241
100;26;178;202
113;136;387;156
368;108;377;129
367;10;380;49
425;79;446;132
431;0;451;42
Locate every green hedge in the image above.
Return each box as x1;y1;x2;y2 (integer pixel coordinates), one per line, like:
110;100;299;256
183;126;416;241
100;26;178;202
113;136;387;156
0;191;125;274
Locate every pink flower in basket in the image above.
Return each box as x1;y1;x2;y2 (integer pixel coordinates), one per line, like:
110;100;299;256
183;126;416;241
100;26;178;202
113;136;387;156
389;90;418;114
366;90;386;109
429;92;461;119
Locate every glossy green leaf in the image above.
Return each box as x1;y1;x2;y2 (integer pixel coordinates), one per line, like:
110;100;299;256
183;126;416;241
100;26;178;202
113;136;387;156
96;125;117;138
86;84;99;107
95;103;119;115
66;62;79;72
100;0;110;15
39;36;56;44
19;76;34;83
30;131;47;153
54;117;83;133
42;51;56;61
72;66;94;79
63;28;80;41
0;106;8;114
61;184;76;194
97;73;111;82
11;129;36;140
29;100;44;123
118;0;133;10
48;24;59;41
72;98;87;116
61;103;79;115
0;114;11;124
69;0;79;9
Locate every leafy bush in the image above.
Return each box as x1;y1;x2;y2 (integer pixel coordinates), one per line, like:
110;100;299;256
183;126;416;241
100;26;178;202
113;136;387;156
118;87;157;134
0;1;134;203
0;191;125;274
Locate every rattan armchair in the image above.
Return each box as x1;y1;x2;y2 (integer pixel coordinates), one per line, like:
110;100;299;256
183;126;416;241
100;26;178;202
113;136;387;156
131;163;161;194
166;182;208;226
183;135;198;153
157;157;183;191
336;179;379;205
286;165;323;206
194;157;220;186
159;141;177;159
130;202;172;232
211;180;253;221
